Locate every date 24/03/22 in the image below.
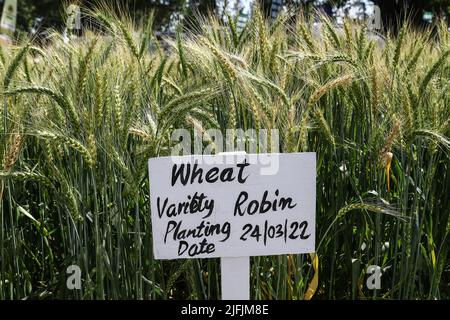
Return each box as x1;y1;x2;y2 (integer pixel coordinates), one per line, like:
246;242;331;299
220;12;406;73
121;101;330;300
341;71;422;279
181;304;269;317
240;219;311;245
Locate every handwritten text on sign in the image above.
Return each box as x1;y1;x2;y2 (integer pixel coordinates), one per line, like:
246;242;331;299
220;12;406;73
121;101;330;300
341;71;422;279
148;153;316;259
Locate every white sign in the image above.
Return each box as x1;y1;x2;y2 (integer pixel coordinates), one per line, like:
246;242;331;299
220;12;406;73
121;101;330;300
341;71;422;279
148;153;316;260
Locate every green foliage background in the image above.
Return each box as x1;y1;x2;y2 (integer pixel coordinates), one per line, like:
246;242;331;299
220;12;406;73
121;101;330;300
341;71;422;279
0;5;449;299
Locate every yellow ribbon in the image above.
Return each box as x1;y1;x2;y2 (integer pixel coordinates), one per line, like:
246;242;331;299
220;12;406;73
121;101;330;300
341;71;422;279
304;252;319;300
386;152;393;192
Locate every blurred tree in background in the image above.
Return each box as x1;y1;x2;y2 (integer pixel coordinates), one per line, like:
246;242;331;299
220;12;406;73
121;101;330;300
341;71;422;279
7;0;64;32
1;0;188;32
1;0;449;35
374;0;450;31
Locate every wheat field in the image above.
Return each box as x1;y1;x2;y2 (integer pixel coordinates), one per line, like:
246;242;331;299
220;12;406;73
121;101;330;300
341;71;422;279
0;5;449;299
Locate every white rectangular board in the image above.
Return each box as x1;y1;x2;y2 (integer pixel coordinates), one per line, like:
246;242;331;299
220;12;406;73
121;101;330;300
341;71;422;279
148;153;316;259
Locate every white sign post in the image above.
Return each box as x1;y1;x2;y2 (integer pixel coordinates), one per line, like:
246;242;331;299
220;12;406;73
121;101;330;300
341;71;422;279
221;256;250;299
220;152;249;300
148;152;316;299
